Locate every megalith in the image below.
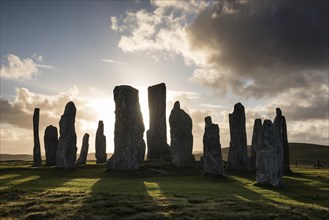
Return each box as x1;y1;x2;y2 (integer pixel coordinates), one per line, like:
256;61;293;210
169;101;193;168
107;86;146;170
146;83;171;160
274;108;291;174
56;101;77;169
76;133;89;165
203;116;224;176
33;108;42;166
256;119;284;187
250;118;262;171
227;103;248;170
95;121;107;164
44;125;58;166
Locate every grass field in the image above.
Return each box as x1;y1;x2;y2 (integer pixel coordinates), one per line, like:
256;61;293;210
0;160;328;219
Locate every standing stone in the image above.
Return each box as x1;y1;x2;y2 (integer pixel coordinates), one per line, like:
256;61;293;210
274;108;291;174
256;119;284;187
76;133;89;165
203;116;224;176
227;103;248;170
169;101;193;168
33;108;42;166
250;119;262;171
44;125;58;166
147;83;171;160
107;86;146;170
56;101;77;169
95;121;107;164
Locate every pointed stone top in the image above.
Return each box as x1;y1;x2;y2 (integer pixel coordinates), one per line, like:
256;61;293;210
34;108;40;112
97;120;104;134
205;116;212;128
84;133;90;138
64;101;76;114
174;101;180;109
276;107;282;116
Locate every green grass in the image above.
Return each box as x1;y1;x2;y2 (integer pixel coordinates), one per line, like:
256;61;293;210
0;161;328;219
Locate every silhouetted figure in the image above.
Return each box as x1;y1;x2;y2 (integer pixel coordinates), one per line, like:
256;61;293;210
314;159;324;169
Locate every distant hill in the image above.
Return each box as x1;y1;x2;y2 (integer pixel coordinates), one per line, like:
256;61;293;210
1;143;328;167
194;143;328;167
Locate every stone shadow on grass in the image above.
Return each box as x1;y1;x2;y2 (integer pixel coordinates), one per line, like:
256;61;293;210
72;169;171;219
152;169;329;219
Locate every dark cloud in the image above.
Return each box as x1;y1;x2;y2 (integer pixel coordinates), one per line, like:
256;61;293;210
188;0;328;97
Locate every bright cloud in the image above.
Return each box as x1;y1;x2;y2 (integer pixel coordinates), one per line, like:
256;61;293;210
0;54;55;79
0;87;103;154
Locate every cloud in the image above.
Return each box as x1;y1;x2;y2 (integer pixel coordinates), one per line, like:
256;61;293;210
112;1;328;98
101;58;127;64
188;0;328;97
0;87;95;130
0;86;102;154
0;54;55;79
111;1;210;66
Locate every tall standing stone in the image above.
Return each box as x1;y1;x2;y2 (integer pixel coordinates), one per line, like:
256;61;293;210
274;108;291;174
227;103;248;170
169;101;193;168
250;118;262;171
147;83;170;160
95;121;107;164
107;86;146;170
33;108;42;166
44;125;58;166
256;119;284;187
203;116;224;176
56;101;77;169
76;133;89;165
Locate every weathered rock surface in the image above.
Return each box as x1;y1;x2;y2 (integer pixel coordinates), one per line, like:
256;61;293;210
203;116;224;176
169;101;193;168
146;83;171;160
250;118;262;171
274;108;291;174
256;119;284;187
95;121;107;164
44;125;58;166
33;108;42;166
107;86;146;170
76;133;89;165
56;101;77;169
227;103;248;170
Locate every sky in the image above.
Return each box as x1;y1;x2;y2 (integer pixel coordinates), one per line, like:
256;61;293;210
0;0;328;155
